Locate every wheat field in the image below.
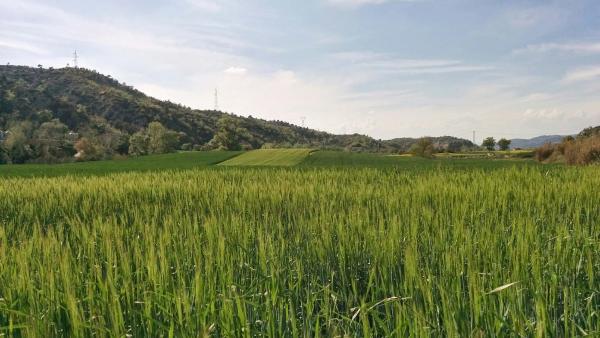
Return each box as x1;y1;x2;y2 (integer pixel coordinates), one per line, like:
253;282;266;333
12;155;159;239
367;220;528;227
0;165;598;336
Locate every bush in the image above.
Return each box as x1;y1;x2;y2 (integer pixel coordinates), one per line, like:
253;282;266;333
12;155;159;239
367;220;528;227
74;137;105;161
409;138;434;158
536;135;600;165
535;143;557;162
0;147;9;164
564;135;600;165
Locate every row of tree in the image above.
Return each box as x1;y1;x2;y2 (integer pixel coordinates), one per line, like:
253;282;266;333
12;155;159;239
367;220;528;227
0;116;252;164
482;137;512;151
407;136;514;158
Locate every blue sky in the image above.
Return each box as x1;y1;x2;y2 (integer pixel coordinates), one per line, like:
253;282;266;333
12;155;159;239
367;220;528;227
1;0;599;140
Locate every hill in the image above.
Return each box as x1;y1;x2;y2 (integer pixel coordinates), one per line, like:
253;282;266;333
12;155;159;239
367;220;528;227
0;65;474;163
510;135;566;149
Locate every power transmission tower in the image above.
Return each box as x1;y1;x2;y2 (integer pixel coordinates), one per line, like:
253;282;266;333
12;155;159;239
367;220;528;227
214;88;219;111
72;50;78;68
300;116;306;128
473;130;476;145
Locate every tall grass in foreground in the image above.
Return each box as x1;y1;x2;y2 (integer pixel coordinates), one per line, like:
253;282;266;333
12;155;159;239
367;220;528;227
0;167;598;337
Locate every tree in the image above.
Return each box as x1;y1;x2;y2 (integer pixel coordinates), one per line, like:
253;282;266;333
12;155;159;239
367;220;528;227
211;116;249;151
562;135;575;143
80;116;129;156
409;137;435;158
147;122;180;154
447;140;464;153
4;122;34;164
497;138;511;151
482;137;496;151
74;137;104;161
0;144;9;164
32;119;74;162
129;131;149;156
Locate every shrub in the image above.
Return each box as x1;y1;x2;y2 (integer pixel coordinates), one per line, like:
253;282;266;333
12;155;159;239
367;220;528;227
535;143;557;162
538;135;600;165
409;138;434;158
564;135;600;165
74;137;105;161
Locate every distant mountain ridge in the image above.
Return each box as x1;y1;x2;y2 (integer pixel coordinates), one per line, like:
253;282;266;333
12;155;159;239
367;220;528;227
510;135;567;149
0;65;475;162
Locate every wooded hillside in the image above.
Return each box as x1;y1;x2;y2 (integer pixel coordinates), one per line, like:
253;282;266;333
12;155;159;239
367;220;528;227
0;65;475;163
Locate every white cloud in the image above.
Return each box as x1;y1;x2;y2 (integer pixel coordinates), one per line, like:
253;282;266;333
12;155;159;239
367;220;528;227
522;93;552;102
563;66;600;83
514;42;600;55
504;5;565;29
331;52;491;75
326;0;419;8
524;108;567;120
184;0;222;12
224;67;248;75
0;38;47;54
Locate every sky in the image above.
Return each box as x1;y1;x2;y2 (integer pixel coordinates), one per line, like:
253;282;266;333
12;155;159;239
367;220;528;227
1;0;600;141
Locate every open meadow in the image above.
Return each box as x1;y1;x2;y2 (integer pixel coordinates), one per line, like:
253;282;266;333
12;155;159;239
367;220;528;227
0;150;598;336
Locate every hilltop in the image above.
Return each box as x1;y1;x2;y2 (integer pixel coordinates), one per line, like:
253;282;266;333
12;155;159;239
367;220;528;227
0;65;474;163
510;135;567;149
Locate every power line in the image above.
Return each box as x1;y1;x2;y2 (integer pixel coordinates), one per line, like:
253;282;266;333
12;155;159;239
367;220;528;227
72;50;78;68
214;88;219;111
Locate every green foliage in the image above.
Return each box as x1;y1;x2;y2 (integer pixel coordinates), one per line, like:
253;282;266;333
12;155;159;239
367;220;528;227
386;136;475;153
74;137;104;161
128;131;149;156
0;146;8;164
497;138;511;151
0;166;598;336
211;116;248;150
3;122;34;164
31;119;74;162
127;122;179;156
147;121;180;154
482;137;496;151
578;125;600;139
80;117;129;156
409;137;434;158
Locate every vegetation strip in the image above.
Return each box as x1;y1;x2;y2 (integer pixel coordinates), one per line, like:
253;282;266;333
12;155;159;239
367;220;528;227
218;149;314;166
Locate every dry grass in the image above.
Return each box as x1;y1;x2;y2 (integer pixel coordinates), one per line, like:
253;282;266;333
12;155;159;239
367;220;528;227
564;135;600;165
535;135;600;165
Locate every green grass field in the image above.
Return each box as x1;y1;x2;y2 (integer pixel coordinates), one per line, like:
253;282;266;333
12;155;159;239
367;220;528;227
0;150;544;178
0;151;241;177
301;150;542;170
0;150;597;336
219;148;314;166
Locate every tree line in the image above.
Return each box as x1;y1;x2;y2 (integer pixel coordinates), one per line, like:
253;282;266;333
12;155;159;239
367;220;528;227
0;116;254;164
